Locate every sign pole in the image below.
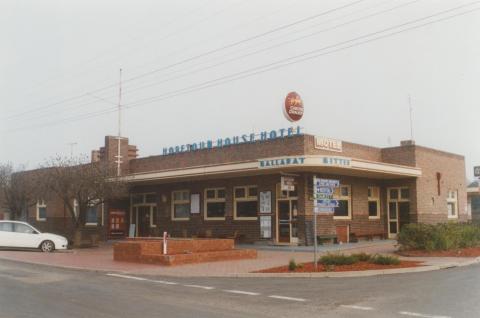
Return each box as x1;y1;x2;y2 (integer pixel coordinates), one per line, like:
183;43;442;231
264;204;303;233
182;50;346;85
313;175;318;271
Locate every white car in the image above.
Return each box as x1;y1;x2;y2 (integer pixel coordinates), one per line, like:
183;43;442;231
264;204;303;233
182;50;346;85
0;221;68;252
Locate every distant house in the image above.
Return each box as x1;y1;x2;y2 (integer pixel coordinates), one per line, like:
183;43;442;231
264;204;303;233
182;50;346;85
467;181;480;222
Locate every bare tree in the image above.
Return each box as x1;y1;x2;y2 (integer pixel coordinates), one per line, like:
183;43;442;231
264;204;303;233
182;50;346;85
39;155;128;230
0;163;40;220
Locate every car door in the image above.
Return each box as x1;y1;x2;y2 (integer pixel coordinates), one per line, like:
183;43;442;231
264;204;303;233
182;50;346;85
13;223;41;248
0;222;15;247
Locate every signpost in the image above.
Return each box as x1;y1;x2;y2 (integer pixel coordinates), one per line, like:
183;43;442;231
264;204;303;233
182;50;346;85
313;176;339;270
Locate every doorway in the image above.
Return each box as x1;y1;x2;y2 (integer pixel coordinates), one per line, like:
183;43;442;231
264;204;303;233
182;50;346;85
387;187;410;238
132;205;157;237
276;184;299;244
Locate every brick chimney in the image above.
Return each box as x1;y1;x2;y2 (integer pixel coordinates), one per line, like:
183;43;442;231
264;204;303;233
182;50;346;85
91;136;138;174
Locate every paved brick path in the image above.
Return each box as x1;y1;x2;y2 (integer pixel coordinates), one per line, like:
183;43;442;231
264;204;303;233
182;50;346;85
0;240;475;277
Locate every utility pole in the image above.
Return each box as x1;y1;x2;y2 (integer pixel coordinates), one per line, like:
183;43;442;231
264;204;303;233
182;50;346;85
408;95;414;140
115;68;123;177
67;142;77;157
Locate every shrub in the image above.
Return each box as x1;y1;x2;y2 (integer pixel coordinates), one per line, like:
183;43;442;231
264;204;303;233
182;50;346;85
351;252;371;262
370;254;400;265
398;223;480;251
319;253;358;265
288;259;298;271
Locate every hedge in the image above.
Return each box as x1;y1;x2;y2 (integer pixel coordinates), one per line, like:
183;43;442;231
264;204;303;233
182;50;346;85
398;223;480;251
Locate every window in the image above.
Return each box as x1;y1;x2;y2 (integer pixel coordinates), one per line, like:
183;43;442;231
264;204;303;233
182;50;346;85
172;190;190;220
204;188;226;220
36;200;47;221
131;193;157;205
86;206;98;225
333;185;351;219
150;206;157;227
368;186;380;219
14;223;35;234
0;222;13;232
234;186;258;220
447;190;458;219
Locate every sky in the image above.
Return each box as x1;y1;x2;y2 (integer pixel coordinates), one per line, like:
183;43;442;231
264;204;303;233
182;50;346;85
0;0;479;179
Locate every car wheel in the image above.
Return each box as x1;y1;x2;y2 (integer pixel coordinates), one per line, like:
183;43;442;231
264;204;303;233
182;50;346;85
40;240;55;253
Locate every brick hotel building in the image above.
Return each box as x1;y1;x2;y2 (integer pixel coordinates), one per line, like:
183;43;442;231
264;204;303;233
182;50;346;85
24;128;469;245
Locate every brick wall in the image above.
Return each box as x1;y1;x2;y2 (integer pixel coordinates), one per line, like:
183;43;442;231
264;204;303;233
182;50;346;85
414;146;468;223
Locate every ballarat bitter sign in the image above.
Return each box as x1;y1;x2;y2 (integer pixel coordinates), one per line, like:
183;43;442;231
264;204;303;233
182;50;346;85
283;92;304;122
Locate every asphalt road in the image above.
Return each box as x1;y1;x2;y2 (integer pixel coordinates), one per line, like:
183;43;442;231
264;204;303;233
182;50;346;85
0;259;479;318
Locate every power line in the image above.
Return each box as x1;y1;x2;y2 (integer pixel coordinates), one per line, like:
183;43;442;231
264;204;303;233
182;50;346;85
3;3;479;134
10;0;409;124
0;0;365;122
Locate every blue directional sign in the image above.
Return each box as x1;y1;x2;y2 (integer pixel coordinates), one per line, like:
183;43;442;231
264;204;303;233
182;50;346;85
317;199;339;208
316;179;340;188
313;178;339;213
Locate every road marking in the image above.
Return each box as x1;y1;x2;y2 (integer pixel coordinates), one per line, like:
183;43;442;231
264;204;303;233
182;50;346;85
223;289;260;296
183;284;215;290
106;274;147;281
341;305;374;311
269;295;307;302
152;280;178;285
399;311;451;318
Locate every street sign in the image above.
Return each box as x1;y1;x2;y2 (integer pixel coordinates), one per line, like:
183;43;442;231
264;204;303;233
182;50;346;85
316;186;333;194
317;199;339;208
312;176;339;271
475;166;480;178
314;193;332;200
315;179;340;188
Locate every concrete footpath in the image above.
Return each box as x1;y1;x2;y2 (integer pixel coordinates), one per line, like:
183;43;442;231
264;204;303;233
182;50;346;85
0;240;478;277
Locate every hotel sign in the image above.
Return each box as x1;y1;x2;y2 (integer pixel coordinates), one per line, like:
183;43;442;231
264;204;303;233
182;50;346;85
162;126;302;156
283;92;304;122
259;156;305;169
315;136;342;152
320;156;351;167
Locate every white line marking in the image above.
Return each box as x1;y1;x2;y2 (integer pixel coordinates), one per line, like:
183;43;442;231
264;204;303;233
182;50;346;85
183;284;215;290
106;273;147;281
223;289;260;296
152;280;178;285
269;295;307;302
341;305;374;311
399;311;451;318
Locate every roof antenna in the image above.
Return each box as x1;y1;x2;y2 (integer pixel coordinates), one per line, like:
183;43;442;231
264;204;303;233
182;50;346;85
408;94;414;141
115;68;123;177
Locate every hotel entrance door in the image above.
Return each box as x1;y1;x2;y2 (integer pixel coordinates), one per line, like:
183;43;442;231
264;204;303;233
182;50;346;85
277;200;298;244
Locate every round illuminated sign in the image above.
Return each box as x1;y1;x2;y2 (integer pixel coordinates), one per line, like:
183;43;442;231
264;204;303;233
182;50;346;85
283;92;304;122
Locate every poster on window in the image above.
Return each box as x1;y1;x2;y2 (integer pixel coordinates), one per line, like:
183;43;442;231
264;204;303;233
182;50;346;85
259;191;271;214
190;194;200;214
260;215;272;238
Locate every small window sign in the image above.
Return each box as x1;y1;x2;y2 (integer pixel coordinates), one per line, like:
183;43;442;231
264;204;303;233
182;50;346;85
190;194;200;214
259;191;271;214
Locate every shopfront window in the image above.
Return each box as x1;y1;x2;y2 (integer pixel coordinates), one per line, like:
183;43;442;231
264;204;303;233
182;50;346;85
234;186;258;220
36;200;47;221
204;188;226;220
172;190;190;220
333;185;351;220
368;186;380;219
447;190;458;219
86;206;98;225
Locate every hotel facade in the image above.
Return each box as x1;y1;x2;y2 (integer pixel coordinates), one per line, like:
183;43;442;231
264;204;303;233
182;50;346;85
25;128;469;245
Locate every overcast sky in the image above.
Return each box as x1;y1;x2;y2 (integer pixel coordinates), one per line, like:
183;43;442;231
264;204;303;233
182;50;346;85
0;0;479;179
